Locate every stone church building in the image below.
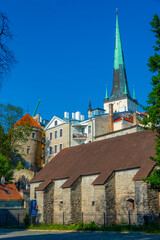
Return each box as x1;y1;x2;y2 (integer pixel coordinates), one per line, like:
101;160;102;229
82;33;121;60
30;130;159;225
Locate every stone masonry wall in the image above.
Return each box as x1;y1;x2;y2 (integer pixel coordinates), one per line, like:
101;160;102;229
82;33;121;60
115;169;139;224
147;185;159;214
36;191;44;223
53;179;68;224
95;115;110;137
43;181;54;224
94;185;106;225
135;181;159;225
63;188;72;224
81;174;99;223
71;177;82;223
105;172;116;225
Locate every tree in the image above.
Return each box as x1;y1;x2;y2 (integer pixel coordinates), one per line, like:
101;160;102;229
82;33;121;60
0;103;33;167
142;14;160;191
0;154;14;183
0;13;16;88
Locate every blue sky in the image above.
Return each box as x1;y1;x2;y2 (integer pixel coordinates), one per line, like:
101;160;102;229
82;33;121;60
0;0;159;121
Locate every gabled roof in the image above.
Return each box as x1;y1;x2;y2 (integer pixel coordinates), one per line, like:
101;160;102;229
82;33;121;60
44;116;67;131
30;130;156;190
113;116;133;124
13;113;42;129
0;184;23;200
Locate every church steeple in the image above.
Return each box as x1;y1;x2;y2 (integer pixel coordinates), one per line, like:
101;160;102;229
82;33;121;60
110;10;131;100
103;11;138;114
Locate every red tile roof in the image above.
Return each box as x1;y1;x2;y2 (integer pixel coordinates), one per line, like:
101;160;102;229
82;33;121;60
113;116;133;123
13;113;42;129
30;130;156;190
113;117;133;123
0;184;23;200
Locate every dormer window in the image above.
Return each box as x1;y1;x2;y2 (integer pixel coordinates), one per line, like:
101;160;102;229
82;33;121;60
55;120;57;126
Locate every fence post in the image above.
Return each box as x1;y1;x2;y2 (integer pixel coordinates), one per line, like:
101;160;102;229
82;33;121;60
82;212;83;229
63;212;64;225
103;212;106;227
18;213;19;227
5;213;8;227
128;211;131;225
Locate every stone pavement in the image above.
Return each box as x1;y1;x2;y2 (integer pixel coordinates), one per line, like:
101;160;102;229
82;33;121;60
0;229;160;240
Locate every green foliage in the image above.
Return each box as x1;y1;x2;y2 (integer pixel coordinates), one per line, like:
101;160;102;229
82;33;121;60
27;222;160;233
141;14;160;191
16;161;23;170
0;103;24;132
0;154;14;183
23;214;29;226
0;103;33;167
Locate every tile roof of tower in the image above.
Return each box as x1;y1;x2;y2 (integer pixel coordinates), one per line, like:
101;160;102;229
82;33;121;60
13;113;42;129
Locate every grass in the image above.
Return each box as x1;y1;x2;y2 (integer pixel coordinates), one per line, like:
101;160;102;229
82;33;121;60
27;221;160;234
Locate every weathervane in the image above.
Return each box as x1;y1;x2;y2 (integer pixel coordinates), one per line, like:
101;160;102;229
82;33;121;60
116;8;118;14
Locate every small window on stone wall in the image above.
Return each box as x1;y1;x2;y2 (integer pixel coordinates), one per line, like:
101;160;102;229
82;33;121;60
92;201;95;206
59;201;63;211
126;198;134;209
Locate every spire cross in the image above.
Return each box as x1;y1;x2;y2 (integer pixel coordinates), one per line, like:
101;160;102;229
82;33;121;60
116;8;118;14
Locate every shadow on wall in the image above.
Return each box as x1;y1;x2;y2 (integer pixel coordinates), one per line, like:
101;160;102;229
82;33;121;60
0;209;27;227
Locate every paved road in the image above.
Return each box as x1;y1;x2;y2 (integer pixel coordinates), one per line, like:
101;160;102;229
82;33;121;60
0;229;160;240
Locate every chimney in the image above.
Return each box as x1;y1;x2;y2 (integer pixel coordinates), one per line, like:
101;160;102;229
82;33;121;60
109;104;114;132
1;175;5;185
133;112;138;125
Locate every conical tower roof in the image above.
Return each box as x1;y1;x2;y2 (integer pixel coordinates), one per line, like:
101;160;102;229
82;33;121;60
109;11;131;100
13;113;42;129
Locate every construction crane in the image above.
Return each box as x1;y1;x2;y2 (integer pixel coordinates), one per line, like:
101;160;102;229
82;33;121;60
32;99;41;117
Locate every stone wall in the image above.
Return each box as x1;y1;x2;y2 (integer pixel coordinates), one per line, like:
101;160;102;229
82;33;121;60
94;185;106;225
115;169;139;224
0;208;29;227
36;191;44;223
71;177;82;223
95;115;110;137
81;174;99;223
95;126;140;141
17;127;42;170
13;169;34;190
53;179;68;224
105;172;116;225
44;181;54;224
147;185;159;214
31;169;159;226
135;181;159;225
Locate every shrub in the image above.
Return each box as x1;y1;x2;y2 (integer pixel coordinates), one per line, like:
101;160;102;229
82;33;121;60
23;213;29;225
16;161;23;170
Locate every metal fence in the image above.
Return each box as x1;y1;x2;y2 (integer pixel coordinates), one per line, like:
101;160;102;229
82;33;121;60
41;211;159;226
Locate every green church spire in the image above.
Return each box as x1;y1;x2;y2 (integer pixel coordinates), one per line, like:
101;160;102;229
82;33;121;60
109;10;131;100
105;84;108;99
